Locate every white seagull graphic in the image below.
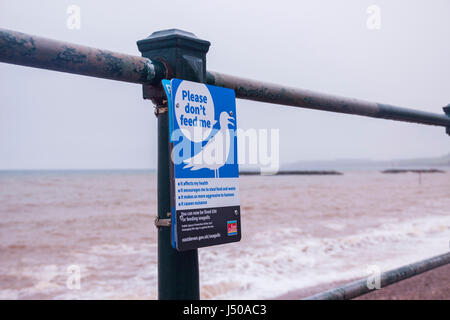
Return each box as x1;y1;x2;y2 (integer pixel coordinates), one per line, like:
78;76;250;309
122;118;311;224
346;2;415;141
183;111;235;178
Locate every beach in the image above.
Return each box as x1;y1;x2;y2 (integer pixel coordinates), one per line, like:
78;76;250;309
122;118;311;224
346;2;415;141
0;170;449;299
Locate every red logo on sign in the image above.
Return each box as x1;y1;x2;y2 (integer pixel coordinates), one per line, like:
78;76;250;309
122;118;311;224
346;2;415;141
227;220;237;236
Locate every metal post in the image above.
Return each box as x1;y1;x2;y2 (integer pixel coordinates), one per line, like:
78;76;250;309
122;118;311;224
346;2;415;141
444;104;450;136
137;29;210;300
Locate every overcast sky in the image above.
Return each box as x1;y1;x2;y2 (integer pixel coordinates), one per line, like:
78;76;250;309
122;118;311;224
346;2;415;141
1;0;449;170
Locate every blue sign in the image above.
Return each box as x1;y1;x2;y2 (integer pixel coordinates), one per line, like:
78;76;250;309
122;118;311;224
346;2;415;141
163;79;241;251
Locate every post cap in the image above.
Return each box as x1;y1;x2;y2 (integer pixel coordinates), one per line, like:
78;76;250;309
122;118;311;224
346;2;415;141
443;104;450;116
137;29;210;54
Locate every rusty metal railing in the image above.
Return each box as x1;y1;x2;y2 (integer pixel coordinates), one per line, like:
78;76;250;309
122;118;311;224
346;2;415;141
305;251;450;300
206;71;450;130
0;27;449;300
0;28;165;85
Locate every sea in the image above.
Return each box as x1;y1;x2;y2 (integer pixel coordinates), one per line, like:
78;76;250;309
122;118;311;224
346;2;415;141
0;170;449;299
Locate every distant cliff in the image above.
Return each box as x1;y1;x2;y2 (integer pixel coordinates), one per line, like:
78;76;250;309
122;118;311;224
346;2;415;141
283;153;450;171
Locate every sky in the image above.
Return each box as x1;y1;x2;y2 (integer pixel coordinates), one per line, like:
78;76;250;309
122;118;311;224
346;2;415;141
0;0;449;170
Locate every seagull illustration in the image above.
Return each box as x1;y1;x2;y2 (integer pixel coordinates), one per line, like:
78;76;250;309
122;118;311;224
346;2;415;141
183;111;235;178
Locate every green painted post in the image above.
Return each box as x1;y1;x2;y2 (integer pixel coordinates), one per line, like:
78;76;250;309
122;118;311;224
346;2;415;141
137;29;210;300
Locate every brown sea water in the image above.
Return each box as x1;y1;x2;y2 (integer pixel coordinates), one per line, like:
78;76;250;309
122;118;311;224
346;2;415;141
0;170;449;299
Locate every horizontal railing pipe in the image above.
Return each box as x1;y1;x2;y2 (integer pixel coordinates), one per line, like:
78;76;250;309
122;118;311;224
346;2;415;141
0;28;165;85
207;71;450;129
1;28;449;132
304;252;450;300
